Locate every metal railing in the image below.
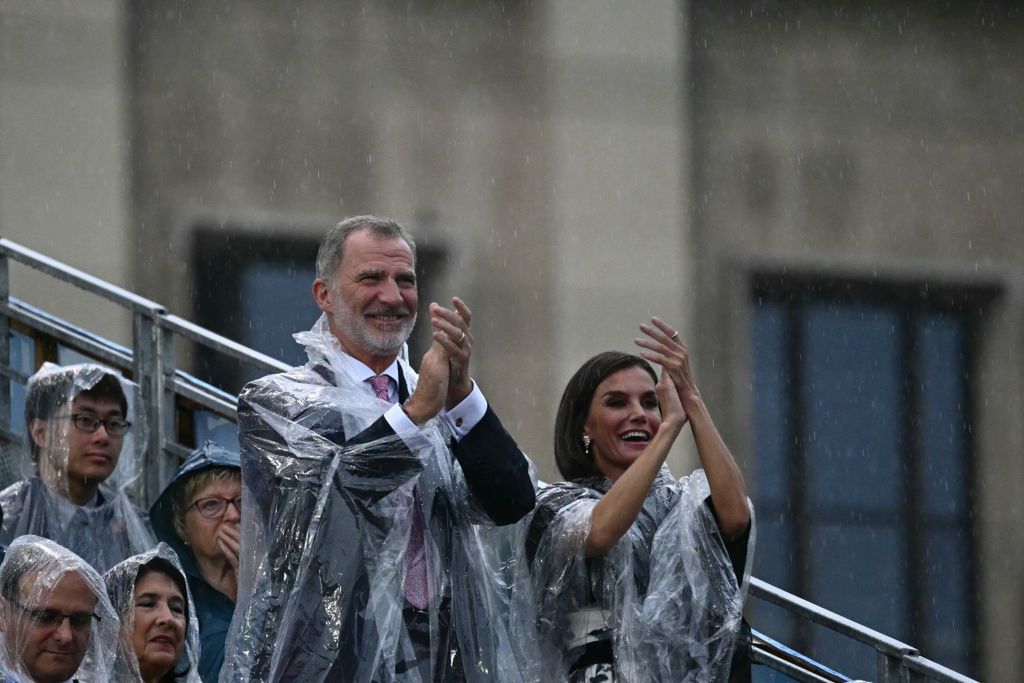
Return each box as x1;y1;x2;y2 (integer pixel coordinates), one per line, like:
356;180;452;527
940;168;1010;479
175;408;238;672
0;237;290;504
748;578;976;682
0;236;978;683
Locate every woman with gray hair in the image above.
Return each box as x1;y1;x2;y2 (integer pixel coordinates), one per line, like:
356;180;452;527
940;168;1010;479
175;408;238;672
149;442;239;683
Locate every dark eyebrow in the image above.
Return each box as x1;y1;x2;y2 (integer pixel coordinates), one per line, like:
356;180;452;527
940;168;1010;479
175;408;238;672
76;407;124;418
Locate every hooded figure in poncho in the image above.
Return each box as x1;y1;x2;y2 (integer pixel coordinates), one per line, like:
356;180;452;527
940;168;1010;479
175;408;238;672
104;543;202;683
0;535;121;682
0;363;155;573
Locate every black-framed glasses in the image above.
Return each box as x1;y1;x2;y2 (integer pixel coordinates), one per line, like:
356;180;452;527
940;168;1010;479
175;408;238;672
187;496;242;519
11;599;99;632
65;413;132;436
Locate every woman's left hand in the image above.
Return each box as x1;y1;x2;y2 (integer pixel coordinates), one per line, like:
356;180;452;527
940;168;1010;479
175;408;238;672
636;317;700;410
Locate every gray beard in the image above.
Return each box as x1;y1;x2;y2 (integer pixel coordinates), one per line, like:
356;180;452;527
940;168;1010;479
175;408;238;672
331;305;416;358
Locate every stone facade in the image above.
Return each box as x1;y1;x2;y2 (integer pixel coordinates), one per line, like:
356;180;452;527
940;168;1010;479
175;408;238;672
2;0;1020;677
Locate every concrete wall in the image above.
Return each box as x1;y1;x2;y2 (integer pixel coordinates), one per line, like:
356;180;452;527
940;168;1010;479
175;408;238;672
0;0;131;346
688;3;1024;678
128;0;693;483
544;1;693;477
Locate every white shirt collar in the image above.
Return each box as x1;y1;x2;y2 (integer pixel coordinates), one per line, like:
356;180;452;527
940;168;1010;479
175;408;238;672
328;346;400;389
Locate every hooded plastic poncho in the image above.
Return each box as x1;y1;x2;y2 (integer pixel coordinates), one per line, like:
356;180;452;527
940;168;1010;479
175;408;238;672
149;441;239;683
523;469;755;682
0;535;120;682
103;543;201;683
221;314;536;683
0;363;155;573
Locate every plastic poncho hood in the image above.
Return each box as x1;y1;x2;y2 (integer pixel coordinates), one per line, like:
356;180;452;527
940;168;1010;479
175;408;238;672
149;441;240;575
0;535;120;682
104;544;201;682
0;363;155;572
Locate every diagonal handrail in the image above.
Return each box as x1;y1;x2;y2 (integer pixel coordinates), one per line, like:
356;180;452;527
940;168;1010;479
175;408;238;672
0;236;980;683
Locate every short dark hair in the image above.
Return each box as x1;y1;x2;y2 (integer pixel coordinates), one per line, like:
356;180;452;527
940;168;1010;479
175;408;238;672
315;215;417;283
135;558;191;682
553;352;658;481
24;368;128;459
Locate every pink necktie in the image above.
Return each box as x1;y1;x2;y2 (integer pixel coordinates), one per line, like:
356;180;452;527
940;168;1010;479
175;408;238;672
367;374;430;610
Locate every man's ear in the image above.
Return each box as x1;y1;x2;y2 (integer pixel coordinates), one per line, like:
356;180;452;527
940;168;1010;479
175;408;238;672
312;278;334;314
29;419;48;452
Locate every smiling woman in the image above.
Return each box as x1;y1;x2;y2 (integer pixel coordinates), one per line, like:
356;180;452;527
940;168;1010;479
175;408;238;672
104;544;201;683
525;319;755;682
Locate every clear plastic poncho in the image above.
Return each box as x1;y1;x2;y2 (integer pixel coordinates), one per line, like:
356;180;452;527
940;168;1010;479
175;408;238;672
222;314;536;682
522;469;755;682
0;363;156;573
103;543;201;683
0;535;120;682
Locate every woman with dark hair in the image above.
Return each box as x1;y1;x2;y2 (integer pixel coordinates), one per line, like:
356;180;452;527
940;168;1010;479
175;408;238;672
104;544;201;683
526;318;753;682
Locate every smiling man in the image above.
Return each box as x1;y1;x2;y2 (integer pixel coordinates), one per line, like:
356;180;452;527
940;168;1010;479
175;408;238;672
0;364;155;572
0;535;120;682
223;215;536;682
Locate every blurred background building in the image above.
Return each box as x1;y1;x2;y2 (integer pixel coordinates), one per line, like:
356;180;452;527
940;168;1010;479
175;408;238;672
2;0;1021;679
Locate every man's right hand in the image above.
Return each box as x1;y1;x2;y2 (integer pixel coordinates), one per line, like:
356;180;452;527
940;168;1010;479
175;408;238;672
402;341;450;425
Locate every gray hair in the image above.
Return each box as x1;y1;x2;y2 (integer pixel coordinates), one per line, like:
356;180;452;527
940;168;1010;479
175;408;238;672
315;215;417;283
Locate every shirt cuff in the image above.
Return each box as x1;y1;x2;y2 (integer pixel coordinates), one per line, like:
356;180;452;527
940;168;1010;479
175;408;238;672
441;380;487;441
383;404;433;452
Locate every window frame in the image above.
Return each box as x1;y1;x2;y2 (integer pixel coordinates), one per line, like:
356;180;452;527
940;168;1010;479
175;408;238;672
749;271;996;675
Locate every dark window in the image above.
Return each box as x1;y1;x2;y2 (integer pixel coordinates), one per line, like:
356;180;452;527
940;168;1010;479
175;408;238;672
750;274;992;680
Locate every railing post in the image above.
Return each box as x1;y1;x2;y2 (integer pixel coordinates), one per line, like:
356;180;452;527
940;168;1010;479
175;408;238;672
877;650;910;683
0;252;10;440
133;309;175;506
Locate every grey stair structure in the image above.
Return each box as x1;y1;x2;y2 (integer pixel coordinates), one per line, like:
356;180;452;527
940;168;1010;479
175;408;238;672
0;237;976;683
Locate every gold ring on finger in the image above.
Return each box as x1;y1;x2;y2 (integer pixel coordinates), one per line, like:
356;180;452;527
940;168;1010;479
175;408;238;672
457;331;467;345
669;330;679;340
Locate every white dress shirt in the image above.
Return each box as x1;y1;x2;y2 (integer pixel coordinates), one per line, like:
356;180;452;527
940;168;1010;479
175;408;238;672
328;349;488;451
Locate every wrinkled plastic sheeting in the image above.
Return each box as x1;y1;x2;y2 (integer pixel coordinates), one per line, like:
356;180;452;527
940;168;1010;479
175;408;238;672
523;469;755;682
222;314;536;682
0;363;155;572
104;543;202;682
0;535;120;681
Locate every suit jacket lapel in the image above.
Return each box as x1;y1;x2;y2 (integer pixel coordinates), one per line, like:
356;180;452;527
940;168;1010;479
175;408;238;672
397;365;410;403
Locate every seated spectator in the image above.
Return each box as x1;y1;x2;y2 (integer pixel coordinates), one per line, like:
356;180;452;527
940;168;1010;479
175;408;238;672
0;363;155;572
104;544;200;683
0;535;119;682
149;442;238;683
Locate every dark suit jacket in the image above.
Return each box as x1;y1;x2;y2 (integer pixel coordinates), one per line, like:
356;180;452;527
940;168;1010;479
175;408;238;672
230;359;534;682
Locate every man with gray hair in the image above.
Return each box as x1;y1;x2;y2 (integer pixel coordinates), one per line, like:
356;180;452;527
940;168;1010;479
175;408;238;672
224;216;535;682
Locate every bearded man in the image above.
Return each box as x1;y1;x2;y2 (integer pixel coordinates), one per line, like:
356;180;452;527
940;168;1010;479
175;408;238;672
222;216;535;682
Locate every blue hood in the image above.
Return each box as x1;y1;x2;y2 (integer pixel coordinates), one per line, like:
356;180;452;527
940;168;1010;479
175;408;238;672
149;440;240;576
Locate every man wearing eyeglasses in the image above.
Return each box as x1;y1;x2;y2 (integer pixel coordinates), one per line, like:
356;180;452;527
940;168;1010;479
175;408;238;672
0;364;156;572
0;535;120;682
